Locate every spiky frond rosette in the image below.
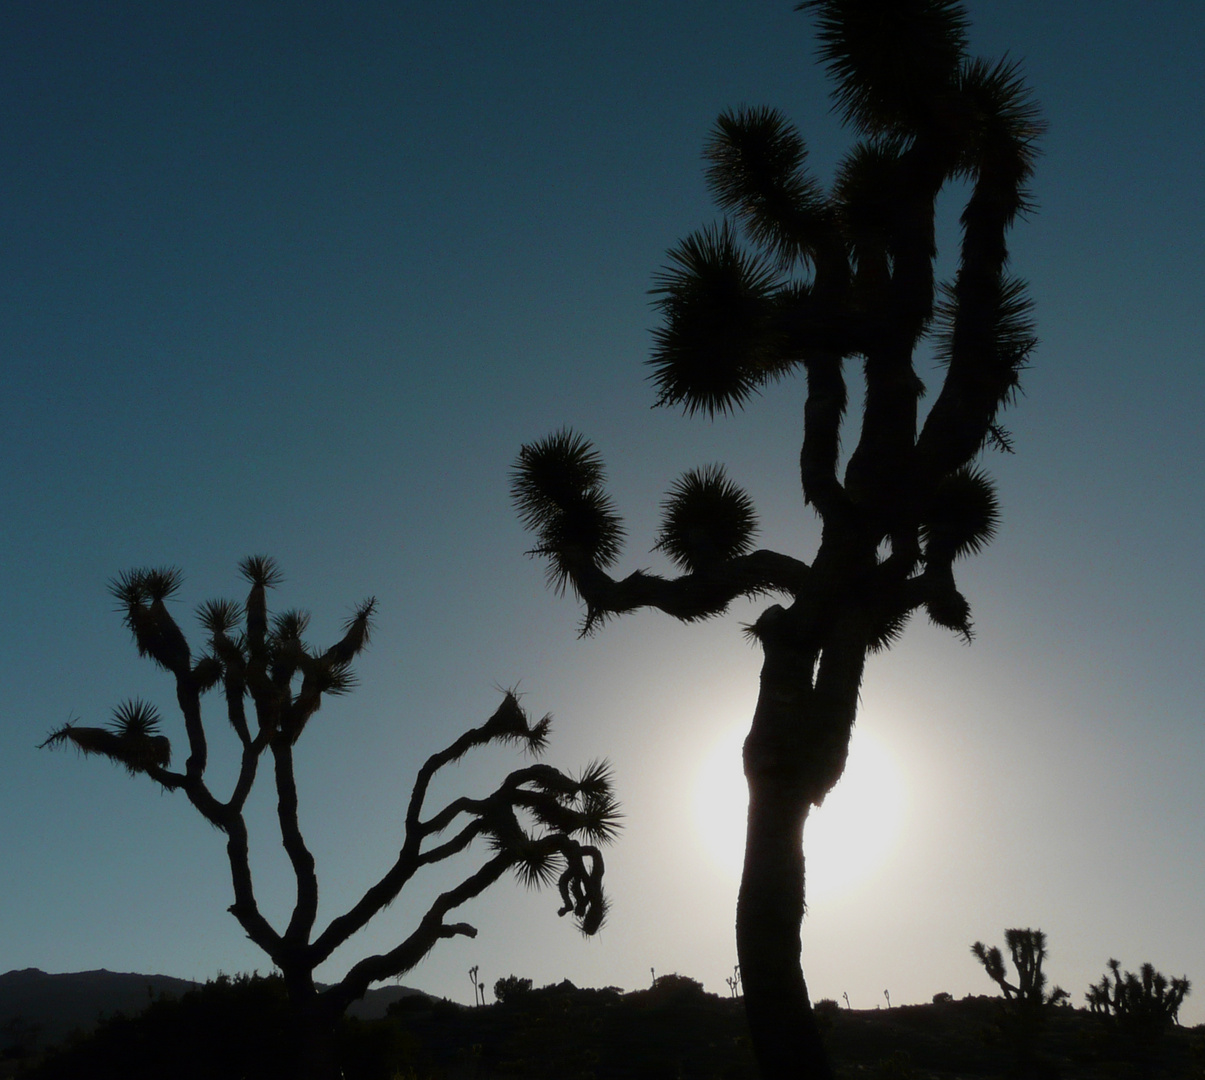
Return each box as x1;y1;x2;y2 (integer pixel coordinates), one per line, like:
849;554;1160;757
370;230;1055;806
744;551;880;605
955;57;1045;197
832;141;905;270
649;223;790;416
108;567;191;675
511;430;625;592
920;465;999;564
324;597;376;666
272;608;311;644
924;576;973;640
197;599;242;637
40;699;171;776
111;698;162;740
655;465;758;572
572;760;623;845
477;691;553;756
108;566;185;607
801;0;969;137
934;274;1037;393
705;106;827;269
239;555;283;588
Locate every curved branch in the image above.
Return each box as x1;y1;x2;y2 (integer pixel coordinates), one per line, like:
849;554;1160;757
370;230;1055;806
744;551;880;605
174;677;208;781
224;814;284;964
799;350;850;516
224;731;271;816
562;548;812;633
416;819;487;867
272;742;319;946
143;763;187;790
326;851;515;1012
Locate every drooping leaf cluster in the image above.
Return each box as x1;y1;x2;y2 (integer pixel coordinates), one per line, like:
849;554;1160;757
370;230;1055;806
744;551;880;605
513;429;625;594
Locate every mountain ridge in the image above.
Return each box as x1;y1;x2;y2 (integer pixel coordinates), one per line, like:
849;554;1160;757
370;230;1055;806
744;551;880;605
0;967;424;1053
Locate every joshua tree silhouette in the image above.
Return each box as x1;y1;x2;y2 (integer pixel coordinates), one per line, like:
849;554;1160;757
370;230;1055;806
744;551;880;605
972;929;1068;1012
40;558;619;1080
512;2;1041;1074
1087;958;1191;1040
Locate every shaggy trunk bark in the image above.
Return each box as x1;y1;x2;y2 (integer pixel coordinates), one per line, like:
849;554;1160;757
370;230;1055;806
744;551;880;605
736;621;843;1079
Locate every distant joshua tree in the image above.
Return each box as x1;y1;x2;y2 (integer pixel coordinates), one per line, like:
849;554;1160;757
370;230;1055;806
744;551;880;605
40;559;619;1080
972;929;1068;1013
726;965;742;998
1086;958;1190;1040
512;1;1041;1075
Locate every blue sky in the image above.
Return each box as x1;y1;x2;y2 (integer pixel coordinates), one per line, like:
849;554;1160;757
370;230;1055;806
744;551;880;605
3;1;1204;1019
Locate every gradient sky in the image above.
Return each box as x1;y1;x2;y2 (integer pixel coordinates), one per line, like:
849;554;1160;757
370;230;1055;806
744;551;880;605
3;1;1204;1022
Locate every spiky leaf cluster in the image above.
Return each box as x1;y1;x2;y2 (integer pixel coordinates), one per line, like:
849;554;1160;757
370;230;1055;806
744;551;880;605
934;275;1036;404
197;599;242;637
454;736;618;935
802;0;969;138
921;465;999;564
240;555;283;588
512;430;625;592
654;465;758;572
649;223;789;416
833;141;904;268
955;57;1044;198
479;691;553;756
108;567;190;676
40;699;171;776
705;106;826;269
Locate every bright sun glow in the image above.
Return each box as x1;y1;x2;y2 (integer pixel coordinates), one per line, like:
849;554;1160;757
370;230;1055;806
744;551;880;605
694;722;906;904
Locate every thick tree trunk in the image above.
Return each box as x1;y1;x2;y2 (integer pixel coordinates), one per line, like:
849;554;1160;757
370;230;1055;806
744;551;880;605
736;619;847;1079
737;775;833;1079
282;970;343;1080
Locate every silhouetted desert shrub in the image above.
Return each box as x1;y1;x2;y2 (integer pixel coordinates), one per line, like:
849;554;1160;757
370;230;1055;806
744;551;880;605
493;975;533;1004
643;973;706;1003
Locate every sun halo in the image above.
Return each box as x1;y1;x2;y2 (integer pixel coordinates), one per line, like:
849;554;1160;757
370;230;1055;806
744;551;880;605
693;721;905;904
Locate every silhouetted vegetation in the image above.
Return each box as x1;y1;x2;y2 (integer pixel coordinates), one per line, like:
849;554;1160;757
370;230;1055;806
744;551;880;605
39;560;619;1080
494;975;534;1004
1086;958;1191;1052
971;929;1069;1078
972;929;1068;1013
17;972;1204;1080
513;1;1043;1074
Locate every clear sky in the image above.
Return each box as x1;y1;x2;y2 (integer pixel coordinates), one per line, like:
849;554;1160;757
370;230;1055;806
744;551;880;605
3;0;1204;1022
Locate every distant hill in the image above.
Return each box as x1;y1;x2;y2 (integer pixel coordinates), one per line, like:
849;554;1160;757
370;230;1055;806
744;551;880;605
0;968;424;1053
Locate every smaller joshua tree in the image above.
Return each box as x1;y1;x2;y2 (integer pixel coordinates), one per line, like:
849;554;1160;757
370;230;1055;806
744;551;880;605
40;558;619;1080
972;929;1068;1013
1086;959;1190;1042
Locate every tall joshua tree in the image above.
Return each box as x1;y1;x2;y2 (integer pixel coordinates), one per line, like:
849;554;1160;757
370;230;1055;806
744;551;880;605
41;558;618;1080
512;2;1041;1076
